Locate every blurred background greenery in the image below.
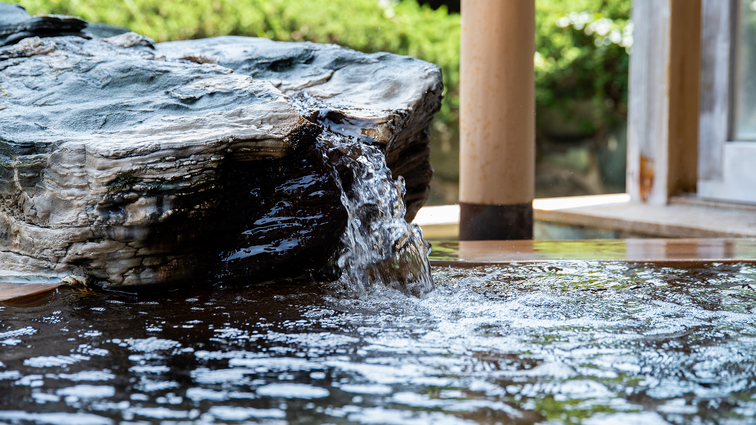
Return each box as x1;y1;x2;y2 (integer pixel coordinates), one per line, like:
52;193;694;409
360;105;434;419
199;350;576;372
13;0;632;205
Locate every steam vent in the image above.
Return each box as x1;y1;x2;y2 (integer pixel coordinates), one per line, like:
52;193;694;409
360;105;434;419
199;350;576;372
0;4;442;288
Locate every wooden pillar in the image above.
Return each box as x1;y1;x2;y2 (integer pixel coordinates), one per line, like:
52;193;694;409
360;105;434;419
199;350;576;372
627;0;701;205
459;0;535;240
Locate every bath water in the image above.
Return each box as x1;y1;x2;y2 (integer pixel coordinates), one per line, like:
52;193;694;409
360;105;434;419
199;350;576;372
1;261;756;424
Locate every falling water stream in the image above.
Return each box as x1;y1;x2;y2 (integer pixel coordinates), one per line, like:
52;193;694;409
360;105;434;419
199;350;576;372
321;130;434;298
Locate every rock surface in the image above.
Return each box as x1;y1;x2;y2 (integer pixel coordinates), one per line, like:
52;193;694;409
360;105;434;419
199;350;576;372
0;3;89;46
0;14;442;289
158;36;441;219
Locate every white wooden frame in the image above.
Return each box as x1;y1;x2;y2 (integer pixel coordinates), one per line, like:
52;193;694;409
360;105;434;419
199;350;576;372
698;0;756;204
627;0;700;205
626;0;672;205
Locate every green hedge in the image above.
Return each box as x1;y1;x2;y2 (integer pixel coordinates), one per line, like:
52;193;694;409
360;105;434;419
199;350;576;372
536;0;631;135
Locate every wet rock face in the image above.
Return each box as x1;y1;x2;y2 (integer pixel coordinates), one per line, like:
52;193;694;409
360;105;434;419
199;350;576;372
158;37;441;219
0;3;89;46
0;13;442;288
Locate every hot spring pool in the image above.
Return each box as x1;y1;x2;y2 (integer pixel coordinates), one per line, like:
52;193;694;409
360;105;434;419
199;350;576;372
1;261;756;424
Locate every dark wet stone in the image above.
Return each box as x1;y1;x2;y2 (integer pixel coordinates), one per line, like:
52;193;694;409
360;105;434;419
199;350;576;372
0;3;88;46
213;134;350;284
158;37;443;220
0;36;313;287
0;13;442;289
85;22;132;39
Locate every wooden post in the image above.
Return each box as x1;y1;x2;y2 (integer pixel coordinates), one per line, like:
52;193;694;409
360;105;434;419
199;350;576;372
627;0;701;205
459;0;535;240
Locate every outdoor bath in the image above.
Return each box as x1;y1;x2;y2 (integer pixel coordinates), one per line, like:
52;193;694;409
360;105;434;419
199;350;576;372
3;1;756;424
2;249;756;424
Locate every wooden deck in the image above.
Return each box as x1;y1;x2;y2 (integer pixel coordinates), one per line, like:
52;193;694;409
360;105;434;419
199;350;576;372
0;281;63;302
430;238;756;266
414;194;756;240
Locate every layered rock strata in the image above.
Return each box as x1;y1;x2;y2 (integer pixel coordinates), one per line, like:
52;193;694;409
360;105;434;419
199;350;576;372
0;15;442;288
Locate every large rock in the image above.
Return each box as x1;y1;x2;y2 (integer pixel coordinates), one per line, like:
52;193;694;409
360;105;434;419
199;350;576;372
0;13;442;288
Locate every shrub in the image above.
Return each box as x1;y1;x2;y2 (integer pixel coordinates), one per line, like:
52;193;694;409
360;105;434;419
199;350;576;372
535;0;631;136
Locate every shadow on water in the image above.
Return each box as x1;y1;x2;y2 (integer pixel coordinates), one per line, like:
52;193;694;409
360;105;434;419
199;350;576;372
1;262;756;424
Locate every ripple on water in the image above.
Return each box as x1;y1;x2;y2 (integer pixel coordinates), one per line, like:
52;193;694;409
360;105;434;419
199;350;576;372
0;262;755;424
256;383;330;399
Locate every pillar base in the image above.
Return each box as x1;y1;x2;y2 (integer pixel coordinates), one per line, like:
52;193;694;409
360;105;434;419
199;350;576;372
458;202;533;240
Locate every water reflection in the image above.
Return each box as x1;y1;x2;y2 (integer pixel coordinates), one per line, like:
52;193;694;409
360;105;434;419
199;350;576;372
1;262;755;424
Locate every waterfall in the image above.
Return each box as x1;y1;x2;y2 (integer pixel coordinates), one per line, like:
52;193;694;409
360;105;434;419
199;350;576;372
317;130;434;297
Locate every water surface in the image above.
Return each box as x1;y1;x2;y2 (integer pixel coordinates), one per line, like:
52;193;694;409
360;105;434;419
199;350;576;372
1;262;756;424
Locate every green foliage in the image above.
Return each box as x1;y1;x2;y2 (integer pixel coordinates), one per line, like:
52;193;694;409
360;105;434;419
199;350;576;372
535;0;632;134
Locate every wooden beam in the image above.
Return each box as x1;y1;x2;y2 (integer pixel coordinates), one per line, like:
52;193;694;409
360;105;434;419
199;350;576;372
668;0;701;196
431;239;756;265
627;0;702;204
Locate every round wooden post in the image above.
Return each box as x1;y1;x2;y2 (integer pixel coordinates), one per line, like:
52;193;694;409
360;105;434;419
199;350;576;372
459;0;535;240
